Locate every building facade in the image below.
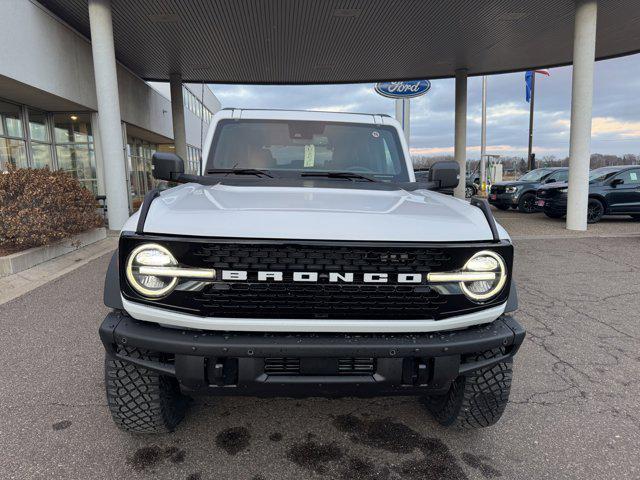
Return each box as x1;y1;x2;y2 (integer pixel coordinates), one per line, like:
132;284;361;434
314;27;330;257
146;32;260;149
0;0;220;213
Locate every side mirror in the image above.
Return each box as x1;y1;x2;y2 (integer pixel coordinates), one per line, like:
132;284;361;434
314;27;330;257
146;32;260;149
610;178;623;187
428;160;460;190
152;152;184;181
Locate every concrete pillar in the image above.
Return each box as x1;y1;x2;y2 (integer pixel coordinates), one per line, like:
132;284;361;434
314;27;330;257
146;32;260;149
88;0;129;229
91;112;106;196
395;99;410;146
566;0;598;231
170;73;188;161
453;69;468;199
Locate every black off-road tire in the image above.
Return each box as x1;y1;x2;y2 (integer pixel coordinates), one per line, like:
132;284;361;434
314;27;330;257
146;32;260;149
425;349;513;429
517;192;536;213
105;347;187;434
544;211;564;219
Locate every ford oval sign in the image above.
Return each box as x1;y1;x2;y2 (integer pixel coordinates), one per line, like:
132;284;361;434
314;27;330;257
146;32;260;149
375;80;431;99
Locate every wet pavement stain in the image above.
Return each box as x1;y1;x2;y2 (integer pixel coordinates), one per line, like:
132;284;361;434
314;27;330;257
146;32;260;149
127;445;187;472
461;452;502;478
286;440;344;474
269;432;283;442
333;414;468;480
340;456;390;480
216;426;251;455
52;420;72;431
186;474;201;480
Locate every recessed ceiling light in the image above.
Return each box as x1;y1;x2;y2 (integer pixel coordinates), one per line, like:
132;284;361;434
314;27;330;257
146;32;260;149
70;115;78;121
149;13;180;23
333;9;360;18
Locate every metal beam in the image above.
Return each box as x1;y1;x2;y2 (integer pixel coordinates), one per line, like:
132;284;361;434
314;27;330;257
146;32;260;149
566;0;598;231
453;69;468;199
170;73;188;162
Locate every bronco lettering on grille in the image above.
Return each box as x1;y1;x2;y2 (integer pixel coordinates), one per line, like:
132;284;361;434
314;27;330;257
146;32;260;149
221;270;425;283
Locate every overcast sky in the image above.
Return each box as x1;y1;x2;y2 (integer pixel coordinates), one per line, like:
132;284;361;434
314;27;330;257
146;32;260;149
205;53;640;159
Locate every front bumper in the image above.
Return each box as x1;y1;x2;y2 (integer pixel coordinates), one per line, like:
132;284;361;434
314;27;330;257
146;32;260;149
535;195;568;214
488;192;518;207
100;311;525;397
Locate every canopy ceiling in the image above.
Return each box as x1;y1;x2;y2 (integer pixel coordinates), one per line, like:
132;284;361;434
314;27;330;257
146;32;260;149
38;0;640;84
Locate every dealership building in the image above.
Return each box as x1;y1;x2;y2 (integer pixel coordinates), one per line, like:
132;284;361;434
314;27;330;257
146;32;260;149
0;0;220;212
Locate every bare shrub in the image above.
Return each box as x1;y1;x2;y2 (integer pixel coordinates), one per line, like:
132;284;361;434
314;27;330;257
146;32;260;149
0;167;103;252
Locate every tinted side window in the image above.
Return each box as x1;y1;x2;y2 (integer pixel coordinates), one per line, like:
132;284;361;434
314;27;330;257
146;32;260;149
552;170;569;182
613;169;640;185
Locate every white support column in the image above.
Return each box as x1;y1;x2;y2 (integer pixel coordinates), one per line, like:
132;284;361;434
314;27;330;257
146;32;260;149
453;69;468;199
566;0;598;231
88;0;129;229
170;73;188;161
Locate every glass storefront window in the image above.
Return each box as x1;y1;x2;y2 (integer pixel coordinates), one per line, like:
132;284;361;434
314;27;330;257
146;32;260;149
53;113;96;193
1;101;24;138
0;138;28;171
54;113;93;144
1;101;26;171
127;137;158;211
28;110;50;142
31;143;54;169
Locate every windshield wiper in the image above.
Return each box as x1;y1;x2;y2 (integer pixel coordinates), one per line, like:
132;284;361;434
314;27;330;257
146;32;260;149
300;171;377;182
206;168;273;178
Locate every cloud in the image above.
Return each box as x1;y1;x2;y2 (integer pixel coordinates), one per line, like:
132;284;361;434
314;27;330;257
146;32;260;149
591;117;640;138
208;53;640;157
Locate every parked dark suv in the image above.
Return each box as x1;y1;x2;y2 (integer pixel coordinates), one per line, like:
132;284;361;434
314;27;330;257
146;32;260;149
536;165;640;223
489;167;568;213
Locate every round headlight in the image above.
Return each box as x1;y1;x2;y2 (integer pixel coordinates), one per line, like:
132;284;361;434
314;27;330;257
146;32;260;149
459;250;507;302
126;243;178;297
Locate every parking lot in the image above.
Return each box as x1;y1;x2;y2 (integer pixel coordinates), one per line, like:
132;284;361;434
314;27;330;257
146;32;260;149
1;213;639;480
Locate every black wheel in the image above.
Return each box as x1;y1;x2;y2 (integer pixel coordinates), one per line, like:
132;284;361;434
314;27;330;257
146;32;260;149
465;185;476;198
587;198;604;224
105;347;188;433
544;211;564;219
517;192;536;213
424;348;512;429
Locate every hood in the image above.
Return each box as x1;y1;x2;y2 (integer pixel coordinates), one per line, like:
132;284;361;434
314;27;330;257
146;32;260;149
492;180;535;187
128;183;508;242
538;181;568;191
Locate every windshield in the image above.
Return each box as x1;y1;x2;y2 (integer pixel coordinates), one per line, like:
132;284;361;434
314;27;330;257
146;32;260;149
589;167;621;183
206;119;409;181
518;168;553;182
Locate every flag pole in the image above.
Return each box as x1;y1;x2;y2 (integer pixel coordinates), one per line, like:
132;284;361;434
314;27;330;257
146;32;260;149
527;72;536;171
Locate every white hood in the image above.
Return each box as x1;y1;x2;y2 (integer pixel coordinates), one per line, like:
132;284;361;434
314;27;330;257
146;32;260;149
128;183;508;242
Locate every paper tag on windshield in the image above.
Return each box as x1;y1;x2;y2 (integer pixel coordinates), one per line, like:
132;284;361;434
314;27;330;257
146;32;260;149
304;144;315;167
631;172;638;181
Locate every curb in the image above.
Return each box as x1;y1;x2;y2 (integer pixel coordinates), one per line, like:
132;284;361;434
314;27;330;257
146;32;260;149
0;228;107;277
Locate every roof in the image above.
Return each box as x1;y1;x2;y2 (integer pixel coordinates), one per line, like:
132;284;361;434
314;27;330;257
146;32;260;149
38;0;640;84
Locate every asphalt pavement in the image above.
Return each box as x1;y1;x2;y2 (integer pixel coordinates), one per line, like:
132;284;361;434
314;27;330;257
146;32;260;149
1;234;639;480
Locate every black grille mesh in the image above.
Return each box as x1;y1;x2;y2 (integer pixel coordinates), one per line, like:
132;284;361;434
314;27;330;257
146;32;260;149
190;244;451;319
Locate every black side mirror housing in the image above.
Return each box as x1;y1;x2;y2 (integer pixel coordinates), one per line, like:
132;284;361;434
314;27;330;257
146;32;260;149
152;152;185;181
610;178;623;187
428;160;460;190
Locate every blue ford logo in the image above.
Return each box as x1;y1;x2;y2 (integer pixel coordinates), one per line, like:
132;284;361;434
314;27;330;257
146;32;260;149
375;80;431;99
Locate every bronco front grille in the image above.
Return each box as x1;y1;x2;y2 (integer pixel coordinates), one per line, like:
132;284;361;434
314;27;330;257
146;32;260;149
119;236;513;321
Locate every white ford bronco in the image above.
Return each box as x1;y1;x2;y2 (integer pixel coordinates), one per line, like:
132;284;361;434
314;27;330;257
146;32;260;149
100;109;524;433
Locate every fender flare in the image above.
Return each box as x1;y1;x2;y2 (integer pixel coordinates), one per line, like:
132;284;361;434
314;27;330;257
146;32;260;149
104;250;123;309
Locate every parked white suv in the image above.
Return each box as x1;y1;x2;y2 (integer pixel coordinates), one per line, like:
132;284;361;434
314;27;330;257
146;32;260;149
100;109;524;433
